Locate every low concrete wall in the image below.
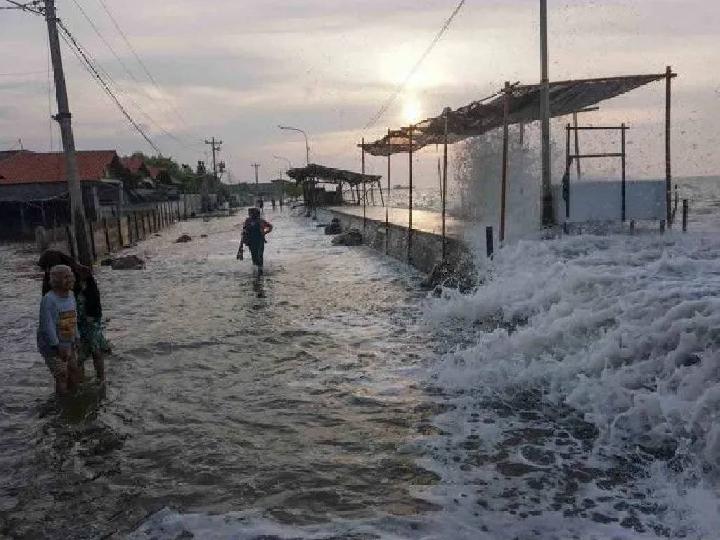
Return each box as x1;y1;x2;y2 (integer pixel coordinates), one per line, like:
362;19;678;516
317;208;469;275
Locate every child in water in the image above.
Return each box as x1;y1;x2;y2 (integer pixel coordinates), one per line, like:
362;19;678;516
37;265;82;396
241;207;273;275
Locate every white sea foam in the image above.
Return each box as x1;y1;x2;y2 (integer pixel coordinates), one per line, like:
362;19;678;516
425;228;720;536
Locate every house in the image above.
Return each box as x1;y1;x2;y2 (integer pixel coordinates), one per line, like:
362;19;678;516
0;150;127;238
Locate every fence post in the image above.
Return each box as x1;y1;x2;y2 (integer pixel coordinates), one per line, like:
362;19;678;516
141;211;147;238
89;220;97;261
660;220;666;233
116;210;124;247
486;226;494;259
682;199;688;232
65;225;76;260
103;217;111;252
134;212;140;241
127;215;133;244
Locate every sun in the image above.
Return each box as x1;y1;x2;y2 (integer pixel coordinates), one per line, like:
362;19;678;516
402;98;422;125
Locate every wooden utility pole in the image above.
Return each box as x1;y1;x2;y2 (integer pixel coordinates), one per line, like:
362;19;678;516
204;137;222;183
44;0;92;265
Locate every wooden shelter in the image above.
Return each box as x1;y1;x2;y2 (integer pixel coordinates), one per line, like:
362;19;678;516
360;69;676;257
286;163;382;216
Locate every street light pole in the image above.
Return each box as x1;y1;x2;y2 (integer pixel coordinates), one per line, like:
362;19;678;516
278;125;310;166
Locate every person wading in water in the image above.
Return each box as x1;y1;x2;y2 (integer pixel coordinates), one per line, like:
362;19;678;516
240;207;273;275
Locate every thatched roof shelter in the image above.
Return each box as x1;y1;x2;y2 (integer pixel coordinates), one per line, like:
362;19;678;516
287;163;381;185
362;73;675;156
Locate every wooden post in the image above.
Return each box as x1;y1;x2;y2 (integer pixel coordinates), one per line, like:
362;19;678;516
377;179;385;207
621;123;627;222
499;82;511;245
40;200;47;228
565;123;572;220
408;124;414;263
665;66;673;225
141;211;147;238
442;107;449;261
127;215;133;244
65;225;76;260
103;217;111;252
361;138;366;229
573;111;582;180
630;220;635;234
386;129;391;255
660;219;666;233
89;220;97;261
116;208;124;247
682;199;688;232
133;211;140;240
486;226;494;259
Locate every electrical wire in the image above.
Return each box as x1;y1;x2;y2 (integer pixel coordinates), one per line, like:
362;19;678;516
364;0;466;131
68;0;194;148
96;0;194;134
58;20;161;153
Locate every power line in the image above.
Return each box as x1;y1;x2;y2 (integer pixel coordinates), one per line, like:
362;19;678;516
96;0;193;132
57;20;161;153
68;0;192;148
363;0;466;131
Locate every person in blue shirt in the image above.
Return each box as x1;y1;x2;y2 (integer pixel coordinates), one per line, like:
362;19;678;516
37;265;82;396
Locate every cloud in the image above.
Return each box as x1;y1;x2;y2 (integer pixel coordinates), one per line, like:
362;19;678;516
0;0;718;180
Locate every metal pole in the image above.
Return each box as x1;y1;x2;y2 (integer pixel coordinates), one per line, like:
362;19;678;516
573;111;581;179
500;82;511;245
665;66;673;225
540;0;554;227
621;123;627;222
442;107;449;261
44;0;91;265
408;125;414;263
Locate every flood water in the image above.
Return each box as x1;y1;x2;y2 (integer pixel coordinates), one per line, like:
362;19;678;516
2;197;719;540
0;211;443;538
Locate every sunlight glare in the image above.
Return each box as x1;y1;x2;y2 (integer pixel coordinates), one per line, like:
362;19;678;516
403;98;422;125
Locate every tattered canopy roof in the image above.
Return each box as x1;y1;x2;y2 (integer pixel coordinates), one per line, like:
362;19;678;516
362;72;675;156
287;163;381;185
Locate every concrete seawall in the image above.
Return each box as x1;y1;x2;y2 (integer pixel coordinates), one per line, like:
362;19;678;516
317;207;472;277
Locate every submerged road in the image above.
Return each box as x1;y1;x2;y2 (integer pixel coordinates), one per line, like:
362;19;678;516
1;209;710;539
0;212;444;538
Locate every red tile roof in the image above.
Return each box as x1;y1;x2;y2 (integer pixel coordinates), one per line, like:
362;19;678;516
120;155;146;175
147;165;164;180
0;150;119;185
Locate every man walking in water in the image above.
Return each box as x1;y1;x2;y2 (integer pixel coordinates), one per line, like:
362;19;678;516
241;207;273;275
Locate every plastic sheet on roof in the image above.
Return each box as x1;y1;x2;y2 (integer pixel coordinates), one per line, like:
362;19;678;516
362;73;672;156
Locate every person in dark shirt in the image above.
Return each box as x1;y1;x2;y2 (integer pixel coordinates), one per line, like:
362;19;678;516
241;207;273;275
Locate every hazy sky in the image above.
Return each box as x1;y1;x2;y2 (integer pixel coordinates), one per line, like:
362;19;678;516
1;0;718;185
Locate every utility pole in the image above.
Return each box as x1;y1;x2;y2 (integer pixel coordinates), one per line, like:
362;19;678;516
540;0;554;227
251;163;260;187
204;137;222;182
44;0;92;265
